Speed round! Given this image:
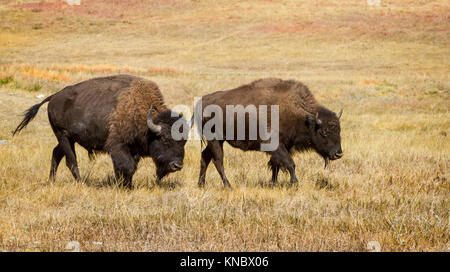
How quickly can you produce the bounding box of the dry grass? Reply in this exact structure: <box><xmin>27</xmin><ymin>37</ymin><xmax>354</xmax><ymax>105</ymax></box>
<box><xmin>0</xmin><ymin>0</ymin><xmax>448</xmax><ymax>251</ymax></box>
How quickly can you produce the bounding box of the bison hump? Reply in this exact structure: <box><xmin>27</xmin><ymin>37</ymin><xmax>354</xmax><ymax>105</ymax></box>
<box><xmin>106</xmin><ymin>79</ymin><xmax>167</xmax><ymax>149</ymax></box>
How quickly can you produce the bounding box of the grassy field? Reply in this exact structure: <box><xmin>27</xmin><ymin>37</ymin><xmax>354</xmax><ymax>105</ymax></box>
<box><xmin>0</xmin><ymin>0</ymin><xmax>448</xmax><ymax>251</ymax></box>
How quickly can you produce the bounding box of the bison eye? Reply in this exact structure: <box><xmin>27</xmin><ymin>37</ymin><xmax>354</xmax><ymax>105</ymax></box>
<box><xmin>319</xmin><ymin>130</ymin><xmax>327</xmax><ymax>137</ymax></box>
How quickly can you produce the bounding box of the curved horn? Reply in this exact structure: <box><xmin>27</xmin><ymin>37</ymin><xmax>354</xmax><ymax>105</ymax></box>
<box><xmin>337</xmin><ymin>109</ymin><xmax>343</xmax><ymax>119</ymax></box>
<box><xmin>315</xmin><ymin>112</ymin><xmax>322</xmax><ymax>125</ymax></box>
<box><xmin>147</xmin><ymin>106</ymin><xmax>162</xmax><ymax>135</ymax></box>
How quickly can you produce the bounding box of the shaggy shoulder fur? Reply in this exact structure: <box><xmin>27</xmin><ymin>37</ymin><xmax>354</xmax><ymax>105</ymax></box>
<box><xmin>250</xmin><ymin>78</ymin><xmax>320</xmax><ymax>116</ymax></box>
<box><xmin>285</xmin><ymin>80</ymin><xmax>319</xmax><ymax>116</ymax></box>
<box><xmin>106</xmin><ymin>78</ymin><xmax>167</xmax><ymax>149</ymax></box>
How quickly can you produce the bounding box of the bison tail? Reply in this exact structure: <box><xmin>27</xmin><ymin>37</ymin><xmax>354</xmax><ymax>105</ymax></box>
<box><xmin>12</xmin><ymin>95</ymin><xmax>54</xmax><ymax>135</ymax></box>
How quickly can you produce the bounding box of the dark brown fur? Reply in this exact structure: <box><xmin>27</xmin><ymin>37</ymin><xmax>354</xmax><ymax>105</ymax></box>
<box><xmin>13</xmin><ymin>75</ymin><xmax>187</xmax><ymax>188</ymax></box>
<box><xmin>197</xmin><ymin>78</ymin><xmax>343</xmax><ymax>188</ymax></box>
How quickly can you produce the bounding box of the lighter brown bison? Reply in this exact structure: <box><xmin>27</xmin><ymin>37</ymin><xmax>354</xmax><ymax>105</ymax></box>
<box><xmin>195</xmin><ymin>78</ymin><xmax>343</xmax><ymax>188</ymax></box>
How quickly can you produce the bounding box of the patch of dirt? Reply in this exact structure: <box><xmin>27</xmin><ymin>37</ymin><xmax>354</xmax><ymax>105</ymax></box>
<box><xmin>252</xmin><ymin>20</ymin><xmax>330</xmax><ymax>35</ymax></box>
<box><xmin>12</xmin><ymin>0</ymin><xmax>181</xmax><ymax>19</ymax></box>
<box><xmin>252</xmin><ymin>6</ymin><xmax>449</xmax><ymax>39</ymax></box>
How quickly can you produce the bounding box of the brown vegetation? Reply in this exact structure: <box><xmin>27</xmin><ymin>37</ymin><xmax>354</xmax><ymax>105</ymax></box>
<box><xmin>0</xmin><ymin>0</ymin><xmax>448</xmax><ymax>251</ymax></box>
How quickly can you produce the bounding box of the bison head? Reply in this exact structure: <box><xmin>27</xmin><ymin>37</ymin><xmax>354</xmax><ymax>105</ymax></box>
<box><xmin>146</xmin><ymin>107</ymin><xmax>189</xmax><ymax>180</ymax></box>
<box><xmin>305</xmin><ymin>109</ymin><xmax>343</xmax><ymax>167</ymax></box>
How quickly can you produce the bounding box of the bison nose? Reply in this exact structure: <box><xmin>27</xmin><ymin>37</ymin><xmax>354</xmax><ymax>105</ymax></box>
<box><xmin>169</xmin><ymin>161</ymin><xmax>183</xmax><ymax>171</ymax></box>
<box><xmin>335</xmin><ymin>152</ymin><xmax>343</xmax><ymax>159</ymax></box>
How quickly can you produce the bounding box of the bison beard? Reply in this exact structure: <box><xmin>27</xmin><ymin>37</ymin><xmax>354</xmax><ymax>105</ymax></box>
<box><xmin>13</xmin><ymin>75</ymin><xmax>188</xmax><ymax>188</ymax></box>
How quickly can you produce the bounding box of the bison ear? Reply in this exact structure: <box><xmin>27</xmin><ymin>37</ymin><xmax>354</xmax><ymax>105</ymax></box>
<box><xmin>147</xmin><ymin>106</ymin><xmax>162</xmax><ymax>135</ymax></box>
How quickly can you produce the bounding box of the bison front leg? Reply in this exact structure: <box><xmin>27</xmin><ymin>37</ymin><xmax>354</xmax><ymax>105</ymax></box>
<box><xmin>110</xmin><ymin>146</ymin><xmax>137</xmax><ymax>189</ymax></box>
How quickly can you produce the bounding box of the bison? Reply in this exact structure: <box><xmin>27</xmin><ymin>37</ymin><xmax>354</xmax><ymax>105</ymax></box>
<box><xmin>13</xmin><ymin>74</ymin><xmax>188</xmax><ymax>188</ymax></box>
<box><xmin>195</xmin><ymin>78</ymin><xmax>343</xmax><ymax>188</ymax></box>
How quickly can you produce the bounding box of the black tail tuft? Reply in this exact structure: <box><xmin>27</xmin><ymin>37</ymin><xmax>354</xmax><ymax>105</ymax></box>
<box><xmin>13</xmin><ymin>95</ymin><xmax>53</xmax><ymax>135</ymax></box>
<box><xmin>13</xmin><ymin>103</ymin><xmax>42</xmax><ymax>135</ymax></box>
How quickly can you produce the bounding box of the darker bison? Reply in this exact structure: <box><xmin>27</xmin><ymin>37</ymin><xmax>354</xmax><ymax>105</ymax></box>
<box><xmin>13</xmin><ymin>75</ymin><xmax>188</xmax><ymax>188</ymax></box>
<box><xmin>195</xmin><ymin>78</ymin><xmax>343</xmax><ymax>188</ymax></box>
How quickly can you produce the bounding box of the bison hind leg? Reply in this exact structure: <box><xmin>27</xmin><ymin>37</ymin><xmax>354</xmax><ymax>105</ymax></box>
<box><xmin>208</xmin><ymin>141</ymin><xmax>232</xmax><ymax>188</ymax></box>
<box><xmin>49</xmin><ymin>144</ymin><xmax>65</xmax><ymax>180</ymax></box>
<box><xmin>198</xmin><ymin>146</ymin><xmax>213</xmax><ymax>187</ymax></box>
<box><xmin>55</xmin><ymin>133</ymin><xmax>81</xmax><ymax>181</ymax></box>
<box><xmin>268</xmin><ymin>146</ymin><xmax>298</xmax><ymax>185</ymax></box>
<box><xmin>267</xmin><ymin>157</ymin><xmax>285</xmax><ymax>185</ymax></box>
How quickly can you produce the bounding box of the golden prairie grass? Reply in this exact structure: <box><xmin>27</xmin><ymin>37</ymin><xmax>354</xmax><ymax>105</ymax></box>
<box><xmin>0</xmin><ymin>0</ymin><xmax>448</xmax><ymax>251</ymax></box>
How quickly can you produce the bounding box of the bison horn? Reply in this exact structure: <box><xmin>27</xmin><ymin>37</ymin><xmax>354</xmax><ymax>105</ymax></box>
<box><xmin>147</xmin><ymin>106</ymin><xmax>162</xmax><ymax>135</ymax></box>
<box><xmin>337</xmin><ymin>109</ymin><xmax>343</xmax><ymax>119</ymax></box>
<box><xmin>315</xmin><ymin>112</ymin><xmax>322</xmax><ymax>125</ymax></box>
